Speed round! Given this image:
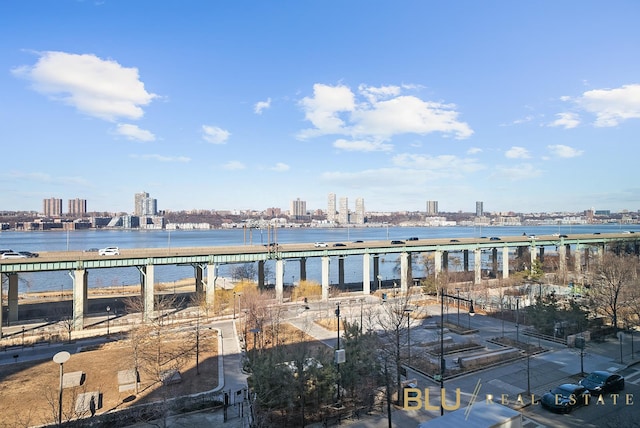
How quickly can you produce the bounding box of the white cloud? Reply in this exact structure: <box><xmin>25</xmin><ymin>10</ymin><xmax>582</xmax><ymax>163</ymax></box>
<box><xmin>270</xmin><ymin>162</ymin><xmax>290</xmax><ymax>172</ymax></box>
<box><xmin>116</xmin><ymin>124</ymin><xmax>156</xmax><ymax>142</ymax></box>
<box><xmin>5</xmin><ymin>170</ymin><xmax>90</xmax><ymax>186</ymax></box>
<box><xmin>547</xmin><ymin>144</ymin><xmax>583</xmax><ymax>158</ymax></box>
<box><xmin>391</xmin><ymin>153</ymin><xmax>484</xmax><ymax>175</ymax></box>
<box><xmin>254</xmin><ymin>98</ymin><xmax>271</xmax><ymax>114</ymax></box>
<box><xmin>467</xmin><ymin>147</ymin><xmax>482</xmax><ymax>155</ymax></box>
<box><xmin>202</xmin><ymin>125</ymin><xmax>230</xmax><ymax>144</ymax></box>
<box><xmin>493</xmin><ymin>163</ymin><xmax>543</xmax><ymax>181</ymax></box>
<box><xmin>298</xmin><ymin>83</ymin><xmax>473</xmax><ymax>141</ymax></box>
<box><xmin>129</xmin><ymin>154</ymin><xmax>190</xmax><ymax>162</ymax></box>
<box><xmin>549</xmin><ymin>112</ymin><xmax>580</xmax><ymax>129</ymax></box>
<box><xmin>505</xmin><ymin>146</ymin><xmax>531</xmax><ymax>159</ymax></box>
<box><xmin>222</xmin><ymin>161</ymin><xmax>245</xmax><ymax>170</ymax></box>
<box><xmin>576</xmin><ymin>84</ymin><xmax>640</xmax><ymax>127</ymax></box>
<box><xmin>12</xmin><ymin>51</ymin><xmax>157</xmax><ymax>121</ymax></box>
<box><xmin>333</xmin><ymin>138</ymin><xmax>393</xmax><ymax>152</ymax></box>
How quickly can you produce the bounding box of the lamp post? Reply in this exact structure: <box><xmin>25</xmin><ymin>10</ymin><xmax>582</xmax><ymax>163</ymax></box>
<box><xmin>377</xmin><ymin>275</ymin><xmax>382</xmax><ymax>292</ymax></box>
<box><xmin>335</xmin><ymin>302</ymin><xmax>341</xmax><ymax>404</ymax></box>
<box><xmin>404</xmin><ymin>308</ymin><xmax>413</xmax><ymax>366</ymax></box>
<box><xmin>106</xmin><ymin>306</ymin><xmax>111</xmax><ymax>337</ymax></box>
<box><xmin>233</xmin><ymin>292</ymin><xmax>237</xmax><ymax>319</ymax></box>
<box><xmin>456</xmin><ymin>288</ymin><xmax>461</xmax><ymax>326</ymax></box>
<box><xmin>440</xmin><ymin>288</ymin><xmax>475</xmax><ymax>416</ymax></box>
<box><xmin>53</xmin><ymin>351</ymin><xmax>70</xmax><ymax>426</ymax></box>
<box><xmin>515</xmin><ymin>298</ymin><xmax>520</xmax><ymax>344</ymax></box>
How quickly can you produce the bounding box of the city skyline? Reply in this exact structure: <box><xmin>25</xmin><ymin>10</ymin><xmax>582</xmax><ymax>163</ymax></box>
<box><xmin>2</xmin><ymin>2</ymin><xmax>640</xmax><ymax>213</ymax></box>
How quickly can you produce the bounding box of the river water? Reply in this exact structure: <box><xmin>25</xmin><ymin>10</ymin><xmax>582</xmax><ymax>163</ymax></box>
<box><xmin>1</xmin><ymin>224</ymin><xmax>635</xmax><ymax>294</ymax></box>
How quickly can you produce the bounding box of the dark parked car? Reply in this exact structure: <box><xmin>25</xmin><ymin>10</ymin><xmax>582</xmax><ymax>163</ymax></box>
<box><xmin>390</xmin><ymin>240</ymin><xmax>405</xmax><ymax>245</ymax></box>
<box><xmin>332</xmin><ymin>243</ymin><xmax>347</xmax><ymax>247</ymax></box>
<box><xmin>540</xmin><ymin>384</ymin><xmax>589</xmax><ymax>413</ymax></box>
<box><xmin>579</xmin><ymin>371</ymin><xmax>624</xmax><ymax>394</ymax></box>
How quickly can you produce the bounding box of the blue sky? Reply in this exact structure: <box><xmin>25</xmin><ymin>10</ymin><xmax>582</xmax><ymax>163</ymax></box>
<box><xmin>2</xmin><ymin>1</ymin><xmax>640</xmax><ymax>215</ymax></box>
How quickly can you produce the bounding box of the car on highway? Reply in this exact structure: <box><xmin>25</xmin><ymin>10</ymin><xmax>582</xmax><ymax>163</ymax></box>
<box><xmin>83</xmin><ymin>248</ymin><xmax>99</xmax><ymax>253</ymax></box>
<box><xmin>18</xmin><ymin>251</ymin><xmax>39</xmax><ymax>258</ymax></box>
<box><xmin>489</xmin><ymin>237</ymin><xmax>501</xmax><ymax>241</ymax></box>
<box><xmin>352</xmin><ymin>240</ymin><xmax>364</xmax><ymax>243</ymax></box>
<box><xmin>450</xmin><ymin>239</ymin><xmax>460</xmax><ymax>242</ymax></box>
<box><xmin>332</xmin><ymin>243</ymin><xmax>347</xmax><ymax>247</ymax></box>
<box><xmin>314</xmin><ymin>242</ymin><xmax>328</xmax><ymax>248</ymax></box>
<box><xmin>390</xmin><ymin>240</ymin><xmax>405</xmax><ymax>245</ymax></box>
<box><xmin>1</xmin><ymin>252</ymin><xmax>27</xmax><ymax>259</ymax></box>
<box><xmin>407</xmin><ymin>237</ymin><xmax>419</xmax><ymax>241</ymax></box>
<box><xmin>540</xmin><ymin>383</ymin><xmax>589</xmax><ymax>413</ymax></box>
<box><xmin>579</xmin><ymin>370</ymin><xmax>624</xmax><ymax>394</ymax></box>
<box><xmin>98</xmin><ymin>247</ymin><xmax>120</xmax><ymax>256</ymax></box>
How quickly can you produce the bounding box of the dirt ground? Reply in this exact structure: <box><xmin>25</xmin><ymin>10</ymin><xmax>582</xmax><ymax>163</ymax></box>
<box><xmin>0</xmin><ymin>333</ymin><xmax>219</xmax><ymax>428</ymax></box>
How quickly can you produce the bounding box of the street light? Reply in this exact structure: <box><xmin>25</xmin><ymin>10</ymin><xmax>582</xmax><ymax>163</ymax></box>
<box><xmin>404</xmin><ymin>308</ymin><xmax>413</xmax><ymax>366</ymax></box>
<box><xmin>106</xmin><ymin>306</ymin><xmax>111</xmax><ymax>337</ymax></box>
<box><xmin>515</xmin><ymin>298</ymin><xmax>520</xmax><ymax>344</ymax></box>
<box><xmin>53</xmin><ymin>351</ymin><xmax>71</xmax><ymax>425</ymax></box>
<box><xmin>440</xmin><ymin>288</ymin><xmax>475</xmax><ymax>416</ymax></box>
<box><xmin>335</xmin><ymin>302</ymin><xmax>342</xmax><ymax>404</ymax></box>
<box><xmin>456</xmin><ymin>288</ymin><xmax>461</xmax><ymax>326</ymax></box>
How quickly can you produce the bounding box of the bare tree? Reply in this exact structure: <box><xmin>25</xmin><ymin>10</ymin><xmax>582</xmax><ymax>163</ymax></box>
<box><xmin>587</xmin><ymin>253</ymin><xmax>639</xmax><ymax>330</ymax></box>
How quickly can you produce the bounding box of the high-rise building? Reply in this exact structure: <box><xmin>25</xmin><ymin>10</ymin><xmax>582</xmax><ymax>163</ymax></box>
<box><xmin>327</xmin><ymin>193</ymin><xmax>337</xmax><ymax>222</ymax></box>
<box><xmin>338</xmin><ymin>197</ymin><xmax>349</xmax><ymax>224</ymax></box>
<box><xmin>426</xmin><ymin>200</ymin><xmax>439</xmax><ymax>215</ymax></box>
<box><xmin>68</xmin><ymin>198</ymin><xmax>87</xmax><ymax>216</ymax></box>
<box><xmin>290</xmin><ymin>198</ymin><xmax>307</xmax><ymax>219</ymax></box>
<box><xmin>43</xmin><ymin>197</ymin><xmax>62</xmax><ymax>217</ymax></box>
<box><xmin>134</xmin><ymin>192</ymin><xmax>157</xmax><ymax>216</ymax></box>
<box><xmin>476</xmin><ymin>201</ymin><xmax>484</xmax><ymax>217</ymax></box>
<box><xmin>354</xmin><ymin>197</ymin><xmax>365</xmax><ymax>224</ymax></box>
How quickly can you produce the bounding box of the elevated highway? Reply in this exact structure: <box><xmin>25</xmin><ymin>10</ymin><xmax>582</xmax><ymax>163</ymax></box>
<box><xmin>2</xmin><ymin>232</ymin><xmax>638</xmax><ymax>333</ymax></box>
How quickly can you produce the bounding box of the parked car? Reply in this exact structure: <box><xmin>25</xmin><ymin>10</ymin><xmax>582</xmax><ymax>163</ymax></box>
<box><xmin>1</xmin><ymin>252</ymin><xmax>27</xmax><ymax>260</ymax></box>
<box><xmin>98</xmin><ymin>247</ymin><xmax>120</xmax><ymax>256</ymax></box>
<box><xmin>18</xmin><ymin>251</ymin><xmax>39</xmax><ymax>258</ymax></box>
<box><xmin>332</xmin><ymin>243</ymin><xmax>347</xmax><ymax>247</ymax></box>
<box><xmin>390</xmin><ymin>240</ymin><xmax>405</xmax><ymax>245</ymax></box>
<box><xmin>314</xmin><ymin>242</ymin><xmax>328</xmax><ymax>248</ymax></box>
<box><xmin>540</xmin><ymin>384</ymin><xmax>589</xmax><ymax>413</ymax></box>
<box><xmin>579</xmin><ymin>371</ymin><xmax>624</xmax><ymax>394</ymax></box>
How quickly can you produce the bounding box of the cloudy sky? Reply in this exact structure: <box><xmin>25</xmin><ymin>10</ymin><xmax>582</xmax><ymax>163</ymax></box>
<box><xmin>2</xmin><ymin>1</ymin><xmax>640</xmax><ymax>214</ymax></box>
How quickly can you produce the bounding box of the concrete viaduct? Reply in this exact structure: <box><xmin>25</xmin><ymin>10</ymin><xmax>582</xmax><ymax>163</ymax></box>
<box><xmin>1</xmin><ymin>232</ymin><xmax>638</xmax><ymax>334</ymax></box>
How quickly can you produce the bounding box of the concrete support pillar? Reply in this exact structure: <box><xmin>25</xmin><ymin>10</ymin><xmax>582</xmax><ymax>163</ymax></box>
<box><xmin>463</xmin><ymin>250</ymin><xmax>469</xmax><ymax>272</ymax></box>
<box><xmin>321</xmin><ymin>256</ymin><xmax>330</xmax><ymax>301</ymax></box>
<box><xmin>73</xmin><ymin>269</ymin><xmax>87</xmax><ymax>331</ymax></box>
<box><xmin>574</xmin><ymin>246</ymin><xmax>582</xmax><ymax>275</ymax></box>
<box><xmin>373</xmin><ymin>255</ymin><xmax>380</xmax><ymax>289</ymax></box>
<box><xmin>434</xmin><ymin>250</ymin><xmax>443</xmax><ymax>277</ymax></box>
<box><xmin>474</xmin><ymin>248</ymin><xmax>482</xmax><ymax>285</ymax></box>
<box><xmin>442</xmin><ymin>251</ymin><xmax>449</xmax><ymax>271</ymax></box>
<box><xmin>400</xmin><ymin>252</ymin><xmax>410</xmax><ymax>293</ymax></box>
<box><xmin>258</xmin><ymin>261</ymin><xmax>265</xmax><ymax>288</ymax></box>
<box><xmin>141</xmin><ymin>264</ymin><xmax>155</xmax><ymax>323</ymax></box>
<box><xmin>0</xmin><ymin>275</ymin><xmax>3</xmax><ymax>337</ymax></box>
<box><xmin>338</xmin><ymin>257</ymin><xmax>345</xmax><ymax>288</ymax></box>
<box><xmin>275</xmin><ymin>259</ymin><xmax>284</xmax><ymax>303</ymax></box>
<box><xmin>362</xmin><ymin>253</ymin><xmax>371</xmax><ymax>295</ymax></box>
<box><xmin>195</xmin><ymin>264</ymin><xmax>204</xmax><ymax>295</ymax></box>
<box><xmin>8</xmin><ymin>273</ymin><xmax>18</xmax><ymax>323</ymax></box>
<box><xmin>299</xmin><ymin>258</ymin><xmax>307</xmax><ymax>282</ymax></box>
<box><xmin>539</xmin><ymin>247</ymin><xmax>545</xmax><ymax>263</ymax></box>
<box><xmin>530</xmin><ymin>245</ymin><xmax>537</xmax><ymax>269</ymax></box>
<box><xmin>502</xmin><ymin>246</ymin><xmax>510</xmax><ymax>279</ymax></box>
<box><xmin>558</xmin><ymin>245</ymin><xmax>567</xmax><ymax>276</ymax></box>
<box><xmin>492</xmin><ymin>248</ymin><xmax>498</xmax><ymax>276</ymax></box>
<box><xmin>206</xmin><ymin>263</ymin><xmax>216</xmax><ymax>308</ymax></box>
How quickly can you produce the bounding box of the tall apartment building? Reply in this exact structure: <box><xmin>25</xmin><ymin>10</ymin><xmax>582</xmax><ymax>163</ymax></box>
<box><xmin>426</xmin><ymin>200</ymin><xmax>439</xmax><ymax>215</ymax></box>
<box><xmin>290</xmin><ymin>198</ymin><xmax>307</xmax><ymax>220</ymax></box>
<box><xmin>134</xmin><ymin>191</ymin><xmax>157</xmax><ymax>216</ymax></box>
<box><xmin>353</xmin><ymin>197</ymin><xmax>365</xmax><ymax>224</ymax></box>
<box><xmin>68</xmin><ymin>198</ymin><xmax>87</xmax><ymax>216</ymax></box>
<box><xmin>476</xmin><ymin>201</ymin><xmax>484</xmax><ymax>217</ymax></box>
<box><xmin>338</xmin><ymin>197</ymin><xmax>349</xmax><ymax>224</ymax></box>
<box><xmin>327</xmin><ymin>193</ymin><xmax>337</xmax><ymax>222</ymax></box>
<box><xmin>43</xmin><ymin>197</ymin><xmax>63</xmax><ymax>217</ymax></box>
